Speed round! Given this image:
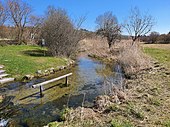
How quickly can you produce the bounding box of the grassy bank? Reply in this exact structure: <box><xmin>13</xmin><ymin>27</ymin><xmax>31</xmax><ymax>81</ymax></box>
<box><xmin>0</xmin><ymin>45</ymin><xmax>68</xmax><ymax>79</ymax></box>
<box><xmin>143</xmin><ymin>44</ymin><xmax>170</xmax><ymax>69</ymax></box>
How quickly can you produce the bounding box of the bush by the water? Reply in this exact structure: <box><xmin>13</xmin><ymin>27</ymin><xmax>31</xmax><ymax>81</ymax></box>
<box><xmin>42</xmin><ymin>7</ymin><xmax>83</xmax><ymax>57</ymax></box>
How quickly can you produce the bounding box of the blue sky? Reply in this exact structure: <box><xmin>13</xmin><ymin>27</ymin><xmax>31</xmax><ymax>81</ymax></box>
<box><xmin>23</xmin><ymin>0</ymin><xmax>170</xmax><ymax>34</ymax></box>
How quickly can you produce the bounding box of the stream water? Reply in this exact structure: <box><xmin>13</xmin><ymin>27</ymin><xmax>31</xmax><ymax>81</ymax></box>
<box><xmin>0</xmin><ymin>57</ymin><xmax>124</xmax><ymax>127</ymax></box>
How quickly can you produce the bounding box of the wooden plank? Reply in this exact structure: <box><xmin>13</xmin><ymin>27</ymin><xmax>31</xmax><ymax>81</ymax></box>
<box><xmin>0</xmin><ymin>74</ymin><xmax>9</xmax><ymax>79</ymax></box>
<box><xmin>32</xmin><ymin>73</ymin><xmax>72</xmax><ymax>88</ymax></box>
<box><xmin>0</xmin><ymin>78</ymin><xmax>15</xmax><ymax>84</ymax></box>
<box><xmin>0</xmin><ymin>70</ymin><xmax>5</xmax><ymax>74</ymax></box>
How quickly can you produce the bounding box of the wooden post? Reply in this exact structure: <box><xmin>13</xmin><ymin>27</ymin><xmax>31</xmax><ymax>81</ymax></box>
<box><xmin>40</xmin><ymin>86</ymin><xmax>43</xmax><ymax>97</ymax></box>
<box><xmin>65</xmin><ymin>76</ymin><xmax>68</xmax><ymax>86</ymax></box>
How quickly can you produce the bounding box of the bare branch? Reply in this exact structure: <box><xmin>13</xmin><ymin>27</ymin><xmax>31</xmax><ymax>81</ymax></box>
<box><xmin>123</xmin><ymin>7</ymin><xmax>154</xmax><ymax>43</ymax></box>
<box><xmin>7</xmin><ymin>0</ymin><xmax>32</xmax><ymax>44</ymax></box>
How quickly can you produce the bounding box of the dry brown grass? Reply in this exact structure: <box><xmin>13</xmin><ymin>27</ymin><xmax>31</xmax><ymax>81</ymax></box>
<box><xmin>116</xmin><ymin>40</ymin><xmax>151</xmax><ymax>77</ymax></box>
<box><xmin>142</xmin><ymin>43</ymin><xmax>170</xmax><ymax>50</ymax></box>
<box><xmin>79</xmin><ymin>36</ymin><xmax>111</xmax><ymax>58</ymax></box>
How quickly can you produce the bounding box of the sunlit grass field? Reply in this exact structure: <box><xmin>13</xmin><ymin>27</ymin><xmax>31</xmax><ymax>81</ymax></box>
<box><xmin>143</xmin><ymin>44</ymin><xmax>170</xmax><ymax>69</ymax></box>
<box><xmin>0</xmin><ymin>45</ymin><xmax>68</xmax><ymax>79</ymax></box>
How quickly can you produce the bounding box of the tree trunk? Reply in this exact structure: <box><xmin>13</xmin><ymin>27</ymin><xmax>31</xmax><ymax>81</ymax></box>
<box><xmin>17</xmin><ymin>27</ymin><xmax>24</xmax><ymax>45</ymax></box>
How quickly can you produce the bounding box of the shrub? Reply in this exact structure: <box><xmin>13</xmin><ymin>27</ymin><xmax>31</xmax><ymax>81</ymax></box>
<box><xmin>42</xmin><ymin>7</ymin><xmax>84</xmax><ymax>57</ymax></box>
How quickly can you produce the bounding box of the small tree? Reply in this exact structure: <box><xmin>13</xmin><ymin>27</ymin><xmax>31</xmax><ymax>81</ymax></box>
<box><xmin>123</xmin><ymin>7</ymin><xmax>154</xmax><ymax>45</ymax></box>
<box><xmin>95</xmin><ymin>11</ymin><xmax>121</xmax><ymax>48</ymax></box>
<box><xmin>42</xmin><ymin>7</ymin><xmax>84</xmax><ymax>57</ymax></box>
<box><xmin>7</xmin><ymin>0</ymin><xmax>31</xmax><ymax>44</ymax></box>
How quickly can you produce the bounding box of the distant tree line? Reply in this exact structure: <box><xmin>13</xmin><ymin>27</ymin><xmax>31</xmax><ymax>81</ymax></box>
<box><xmin>141</xmin><ymin>32</ymin><xmax>170</xmax><ymax>44</ymax></box>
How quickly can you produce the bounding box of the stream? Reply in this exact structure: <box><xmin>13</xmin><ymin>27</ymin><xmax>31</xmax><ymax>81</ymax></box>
<box><xmin>0</xmin><ymin>57</ymin><xmax>124</xmax><ymax>127</ymax></box>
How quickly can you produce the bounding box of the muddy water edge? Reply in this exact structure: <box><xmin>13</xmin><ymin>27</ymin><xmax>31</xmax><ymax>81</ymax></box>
<box><xmin>0</xmin><ymin>57</ymin><xmax>123</xmax><ymax>127</ymax></box>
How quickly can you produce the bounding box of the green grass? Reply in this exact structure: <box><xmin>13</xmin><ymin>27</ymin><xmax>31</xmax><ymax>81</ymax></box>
<box><xmin>164</xmin><ymin>120</ymin><xmax>170</xmax><ymax>127</ymax></box>
<box><xmin>144</xmin><ymin>47</ymin><xmax>170</xmax><ymax>69</ymax></box>
<box><xmin>111</xmin><ymin>119</ymin><xmax>133</xmax><ymax>127</ymax></box>
<box><xmin>47</xmin><ymin>121</ymin><xmax>63</xmax><ymax>127</ymax></box>
<box><xmin>0</xmin><ymin>45</ymin><xmax>68</xmax><ymax>79</ymax></box>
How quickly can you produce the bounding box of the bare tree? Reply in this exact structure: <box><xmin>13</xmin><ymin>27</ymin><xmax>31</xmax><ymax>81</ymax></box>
<box><xmin>123</xmin><ymin>7</ymin><xmax>154</xmax><ymax>44</ymax></box>
<box><xmin>42</xmin><ymin>6</ymin><xmax>84</xmax><ymax>57</ymax></box>
<box><xmin>0</xmin><ymin>1</ymin><xmax>7</xmax><ymax>26</ymax></box>
<box><xmin>95</xmin><ymin>11</ymin><xmax>121</xmax><ymax>48</ymax></box>
<box><xmin>7</xmin><ymin>0</ymin><xmax>31</xmax><ymax>44</ymax></box>
<box><xmin>29</xmin><ymin>15</ymin><xmax>44</xmax><ymax>41</ymax></box>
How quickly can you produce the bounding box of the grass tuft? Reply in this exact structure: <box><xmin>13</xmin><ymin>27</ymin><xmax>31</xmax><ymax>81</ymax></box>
<box><xmin>111</xmin><ymin>119</ymin><xmax>133</xmax><ymax>127</ymax></box>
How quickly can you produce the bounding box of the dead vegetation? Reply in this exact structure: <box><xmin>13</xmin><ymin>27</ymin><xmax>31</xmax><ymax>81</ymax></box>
<box><xmin>63</xmin><ymin>107</ymin><xmax>102</xmax><ymax>127</ymax></box>
<box><xmin>79</xmin><ymin>37</ymin><xmax>111</xmax><ymax>58</ymax></box>
<box><xmin>142</xmin><ymin>43</ymin><xmax>170</xmax><ymax>50</ymax></box>
<box><xmin>116</xmin><ymin>40</ymin><xmax>151</xmax><ymax>78</ymax></box>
